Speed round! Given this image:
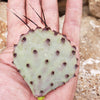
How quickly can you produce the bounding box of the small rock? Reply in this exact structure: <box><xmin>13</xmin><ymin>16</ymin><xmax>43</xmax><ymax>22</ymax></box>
<box><xmin>89</xmin><ymin>0</ymin><xmax>100</xmax><ymax>18</ymax></box>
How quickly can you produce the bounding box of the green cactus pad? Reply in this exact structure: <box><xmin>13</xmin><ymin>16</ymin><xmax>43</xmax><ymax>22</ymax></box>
<box><xmin>13</xmin><ymin>28</ymin><xmax>77</xmax><ymax>97</ymax></box>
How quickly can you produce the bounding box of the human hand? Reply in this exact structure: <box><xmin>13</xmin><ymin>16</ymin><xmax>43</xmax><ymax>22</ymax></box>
<box><xmin>0</xmin><ymin>0</ymin><xmax>82</xmax><ymax>100</ymax></box>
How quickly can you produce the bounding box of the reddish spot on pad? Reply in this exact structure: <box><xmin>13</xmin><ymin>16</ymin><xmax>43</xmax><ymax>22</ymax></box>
<box><xmin>13</xmin><ymin>53</ymin><xmax>17</xmax><ymax>57</ymax></box>
<box><xmin>72</xmin><ymin>45</ymin><xmax>76</xmax><ymax>49</ymax></box>
<box><xmin>45</xmin><ymin>59</ymin><xmax>49</xmax><ymax>64</ymax></box>
<box><xmin>30</xmin><ymin>81</ymin><xmax>33</xmax><ymax>85</ymax></box>
<box><xmin>20</xmin><ymin>34</ymin><xmax>24</xmax><ymax>37</ymax></box>
<box><xmin>26</xmin><ymin>64</ymin><xmax>30</xmax><ymax>68</ymax></box>
<box><xmin>63</xmin><ymin>35</ymin><xmax>66</xmax><ymax>38</ymax></box>
<box><xmin>14</xmin><ymin>44</ymin><xmax>17</xmax><ymax>47</ymax></box>
<box><xmin>68</xmin><ymin>39</ymin><xmax>71</xmax><ymax>43</ymax></box>
<box><xmin>17</xmin><ymin>69</ymin><xmax>20</xmax><ymax>73</ymax></box>
<box><xmin>38</xmin><ymin>75</ymin><xmax>41</xmax><ymax>79</ymax></box>
<box><xmin>63</xmin><ymin>62</ymin><xmax>67</xmax><ymax>66</ymax></box>
<box><xmin>46</xmin><ymin>38</ymin><xmax>50</xmax><ymax>45</ymax></box>
<box><xmin>22</xmin><ymin>37</ymin><xmax>26</xmax><ymax>42</ymax></box>
<box><xmin>61</xmin><ymin>38</ymin><xmax>65</xmax><ymax>43</ymax></box>
<box><xmin>56</xmin><ymin>50</ymin><xmax>60</xmax><ymax>56</ymax></box>
<box><xmin>74</xmin><ymin>74</ymin><xmax>77</xmax><ymax>77</ymax></box>
<box><xmin>54</xmin><ymin>30</ymin><xmax>58</xmax><ymax>36</ymax></box>
<box><xmin>75</xmin><ymin>64</ymin><xmax>78</xmax><ymax>69</ymax></box>
<box><xmin>43</xmin><ymin>27</ymin><xmax>50</xmax><ymax>31</ymax></box>
<box><xmin>40</xmin><ymin>90</ymin><xmax>44</xmax><ymax>94</ymax></box>
<box><xmin>72</xmin><ymin>50</ymin><xmax>76</xmax><ymax>55</ymax></box>
<box><xmin>29</xmin><ymin>29</ymin><xmax>34</xmax><ymax>33</ymax></box>
<box><xmin>50</xmin><ymin>83</ymin><xmax>54</xmax><ymax>86</ymax></box>
<box><xmin>36</xmin><ymin>27</ymin><xmax>41</xmax><ymax>29</ymax></box>
<box><xmin>33</xmin><ymin>50</ymin><xmax>38</xmax><ymax>54</ymax></box>
<box><xmin>65</xmin><ymin>74</ymin><xmax>69</xmax><ymax>78</ymax></box>
<box><xmin>51</xmin><ymin>71</ymin><xmax>55</xmax><ymax>75</ymax></box>
<box><xmin>62</xmin><ymin>82</ymin><xmax>65</xmax><ymax>85</ymax></box>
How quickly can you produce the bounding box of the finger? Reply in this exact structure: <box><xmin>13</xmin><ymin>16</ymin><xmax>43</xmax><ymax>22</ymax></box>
<box><xmin>45</xmin><ymin>77</ymin><xmax>77</xmax><ymax>100</ymax></box>
<box><xmin>0</xmin><ymin>63</ymin><xmax>36</xmax><ymax>100</ymax></box>
<box><xmin>26</xmin><ymin>0</ymin><xmax>43</xmax><ymax>29</ymax></box>
<box><xmin>42</xmin><ymin>0</ymin><xmax>59</xmax><ymax>31</ymax></box>
<box><xmin>63</xmin><ymin>0</ymin><xmax>82</xmax><ymax>46</ymax></box>
<box><xmin>8</xmin><ymin>0</ymin><xmax>26</xmax><ymax>26</ymax></box>
<box><xmin>7</xmin><ymin>0</ymin><xmax>28</xmax><ymax>46</ymax></box>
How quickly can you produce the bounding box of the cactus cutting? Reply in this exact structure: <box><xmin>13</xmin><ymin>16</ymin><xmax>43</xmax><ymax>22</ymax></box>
<box><xmin>10</xmin><ymin>0</ymin><xmax>78</xmax><ymax>98</ymax></box>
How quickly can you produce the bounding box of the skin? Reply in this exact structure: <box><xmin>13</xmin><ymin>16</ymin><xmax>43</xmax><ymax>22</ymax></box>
<box><xmin>0</xmin><ymin>0</ymin><xmax>82</xmax><ymax>100</ymax></box>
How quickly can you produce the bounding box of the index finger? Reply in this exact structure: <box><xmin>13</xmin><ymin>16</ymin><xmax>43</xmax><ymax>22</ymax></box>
<box><xmin>63</xmin><ymin>0</ymin><xmax>82</xmax><ymax>46</ymax></box>
<box><xmin>7</xmin><ymin>0</ymin><xmax>27</xmax><ymax>46</ymax></box>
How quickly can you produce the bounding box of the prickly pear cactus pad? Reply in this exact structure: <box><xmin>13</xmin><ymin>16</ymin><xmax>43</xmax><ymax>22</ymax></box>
<box><xmin>13</xmin><ymin>28</ymin><xmax>77</xmax><ymax>97</ymax></box>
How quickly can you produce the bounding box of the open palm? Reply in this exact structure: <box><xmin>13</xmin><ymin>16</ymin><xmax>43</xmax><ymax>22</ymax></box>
<box><xmin>0</xmin><ymin>0</ymin><xmax>82</xmax><ymax>100</ymax></box>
